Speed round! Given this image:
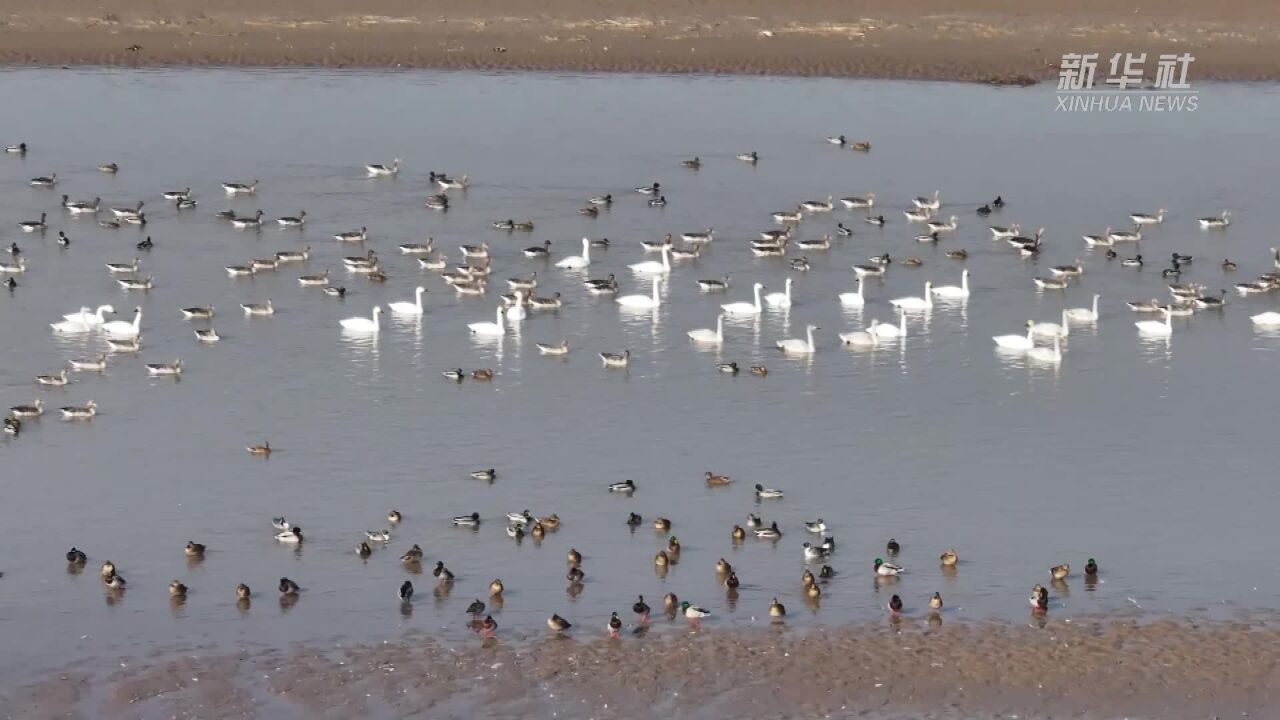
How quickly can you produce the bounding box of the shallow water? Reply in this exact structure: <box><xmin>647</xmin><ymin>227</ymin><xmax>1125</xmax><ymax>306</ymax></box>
<box><xmin>1</xmin><ymin>69</ymin><xmax>1279</xmax><ymax>685</ymax></box>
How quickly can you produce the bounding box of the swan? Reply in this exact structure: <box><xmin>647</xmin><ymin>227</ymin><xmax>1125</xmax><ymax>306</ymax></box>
<box><xmin>339</xmin><ymin>306</ymin><xmax>382</xmax><ymax>332</ymax></box>
<box><xmin>721</xmin><ymin>283</ymin><xmax>764</xmax><ymax>315</ymax></box>
<box><xmin>617</xmin><ymin>277</ymin><xmax>662</xmax><ymax>309</ymax></box>
<box><xmin>839</xmin><ymin>323</ymin><xmax>879</xmax><ymax>347</ymax></box>
<box><xmin>687</xmin><ymin>315</ymin><xmax>724</xmax><ymax>344</ymax></box>
<box><xmin>387</xmin><ymin>286</ymin><xmax>427</xmax><ymax>315</ymax></box>
<box><xmin>63</xmin><ymin>304</ymin><xmax>115</xmax><ymax>327</ymax></box>
<box><xmin>555</xmin><ymin>238</ymin><xmax>591</xmax><ymax>269</ymax></box>
<box><xmin>468</xmin><ymin>306</ymin><xmax>506</xmax><ymax>336</ymax></box>
<box><xmin>51</xmin><ymin>318</ymin><xmax>92</xmax><ymax>333</ymax></box>
<box><xmin>1135</xmin><ymin>308</ymin><xmax>1173</xmax><ymax>336</ymax></box>
<box><xmin>101</xmin><ymin>307</ymin><xmax>142</xmax><ymax>339</ymax></box>
<box><xmin>763</xmin><ymin>277</ymin><xmax>793</xmax><ymax>308</ymax></box>
<box><xmin>838</xmin><ymin>278</ymin><xmax>866</xmax><ymax>307</ymax></box>
<box><xmin>870</xmin><ymin>312</ymin><xmax>907</xmax><ymax>340</ymax></box>
<box><xmin>890</xmin><ymin>282</ymin><xmax>933</xmax><ymax>310</ymax></box>
<box><xmin>1251</xmin><ymin>311</ymin><xmax>1280</xmax><ymax>326</ymax></box>
<box><xmin>629</xmin><ymin>244</ymin><xmax>671</xmax><ymax>275</ymax></box>
<box><xmin>930</xmin><ymin>270</ymin><xmax>970</xmax><ymax>299</ymax></box>
<box><xmin>993</xmin><ymin>321</ymin><xmax>1035</xmax><ymax>350</ymax></box>
<box><xmin>1064</xmin><ymin>294</ymin><xmax>1100</xmax><ymax>322</ymax></box>
<box><xmin>1026</xmin><ymin>335</ymin><xmax>1063</xmax><ymax>363</ymax></box>
<box><xmin>776</xmin><ymin>324</ymin><xmax>818</xmax><ymax>354</ymax></box>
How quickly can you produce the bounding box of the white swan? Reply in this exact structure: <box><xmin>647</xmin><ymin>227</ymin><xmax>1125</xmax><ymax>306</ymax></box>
<box><xmin>993</xmin><ymin>321</ymin><xmax>1035</xmax><ymax>350</ymax></box>
<box><xmin>838</xmin><ymin>323</ymin><xmax>879</xmax><ymax>347</ymax></box>
<box><xmin>890</xmin><ymin>282</ymin><xmax>933</xmax><ymax>310</ymax></box>
<box><xmin>763</xmin><ymin>277</ymin><xmax>793</xmax><ymax>308</ymax></box>
<box><xmin>468</xmin><ymin>306</ymin><xmax>506</xmax><ymax>336</ymax></box>
<box><xmin>629</xmin><ymin>244</ymin><xmax>671</xmax><ymax>275</ymax></box>
<box><xmin>555</xmin><ymin>238</ymin><xmax>591</xmax><ymax>269</ymax></box>
<box><xmin>838</xmin><ymin>278</ymin><xmax>866</xmax><ymax>307</ymax></box>
<box><xmin>63</xmin><ymin>304</ymin><xmax>115</xmax><ymax>327</ymax></box>
<box><xmin>51</xmin><ymin>319</ymin><xmax>91</xmax><ymax>333</ymax></box>
<box><xmin>1251</xmin><ymin>311</ymin><xmax>1280</xmax><ymax>326</ymax></box>
<box><xmin>776</xmin><ymin>324</ymin><xmax>818</xmax><ymax>354</ymax></box>
<box><xmin>1064</xmin><ymin>294</ymin><xmax>1100</xmax><ymax>322</ymax></box>
<box><xmin>387</xmin><ymin>286</ymin><xmax>427</xmax><ymax>315</ymax></box>
<box><xmin>1031</xmin><ymin>310</ymin><xmax>1069</xmax><ymax>339</ymax></box>
<box><xmin>1026</xmin><ymin>335</ymin><xmax>1063</xmax><ymax>363</ymax></box>
<box><xmin>101</xmin><ymin>307</ymin><xmax>142</xmax><ymax>339</ymax></box>
<box><xmin>617</xmin><ymin>277</ymin><xmax>662</xmax><ymax>309</ymax></box>
<box><xmin>871</xmin><ymin>312</ymin><xmax>906</xmax><ymax>339</ymax></box>
<box><xmin>340</xmin><ymin>306</ymin><xmax>382</xmax><ymax>332</ymax></box>
<box><xmin>721</xmin><ymin>283</ymin><xmax>764</xmax><ymax>316</ymax></box>
<box><xmin>930</xmin><ymin>270</ymin><xmax>970</xmax><ymax>299</ymax></box>
<box><xmin>1135</xmin><ymin>308</ymin><xmax>1173</xmax><ymax>336</ymax></box>
<box><xmin>687</xmin><ymin>315</ymin><xmax>724</xmax><ymax>344</ymax></box>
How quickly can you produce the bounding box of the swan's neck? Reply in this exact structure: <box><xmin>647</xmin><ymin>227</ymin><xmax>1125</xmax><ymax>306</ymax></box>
<box><xmin>583</xmin><ymin>241</ymin><xmax>590</xmax><ymax>263</ymax></box>
<box><xmin>899</xmin><ymin>313</ymin><xmax>906</xmax><ymax>334</ymax></box>
<box><xmin>652</xmin><ymin>282</ymin><xmax>660</xmax><ymax>305</ymax></box>
<box><xmin>496</xmin><ymin>307</ymin><xmax>505</xmax><ymax>326</ymax></box>
<box><xmin>806</xmin><ymin>327</ymin><xmax>815</xmax><ymax>347</ymax></box>
<box><xmin>662</xmin><ymin>247</ymin><xmax>670</xmax><ymax>270</ymax></box>
<box><xmin>753</xmin><ymin>285</ymin><xmax>762</xmax><ymax>310</ymax></box>
<box><xmin>716</xmin><ymin>316</ymin><xmax>723</xmax><ymax>339</ymax></box>
<box><xmin>962</xmin><ymin>273</ymin><xmax>968</xmax><ymax>292</ymax></box>
<box><xmin>1092</xmin><ymin>296</ymin><xmax>1099</xmax><ymax>314</ymax></box>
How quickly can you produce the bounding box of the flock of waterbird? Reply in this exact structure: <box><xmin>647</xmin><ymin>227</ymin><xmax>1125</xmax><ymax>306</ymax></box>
<box><xmin>0</xmin><ymin>134</ymin><xmax>1262</xmax><ymax>634</ymax></box>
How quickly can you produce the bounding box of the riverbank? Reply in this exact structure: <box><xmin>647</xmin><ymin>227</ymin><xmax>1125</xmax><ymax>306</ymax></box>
<box><xmin>2</xmin><ymin>0</ymin><xmax>1280</xmax><ymax>82</ymax></box>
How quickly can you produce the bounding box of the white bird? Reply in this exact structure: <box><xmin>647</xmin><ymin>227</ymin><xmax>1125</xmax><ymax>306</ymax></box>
<box><xmin>629</xmin><ymin>244</ymin><xmax>672</xmax><ymax>275</ymax></box>
<box><xmin>763</xmin><ymin>278</ymin><xmax>793</xmax><ymax>308</ymax></box>
<box><xmin>913</xmin><ymin>190</ymin><xmax>941</xmax><ymax>210</ymax></box>
<box><xmin>366</xmin><ymin>158</ymin><xmax>401</xmax><ymax>176</ymax></box>
<box><xmin>340</xmin><ymin>306</ymin><xmax>382</xmax><ymax>332</ymax></box>
<box><xmin>904</xmin><ymin>207</ymin><xmax>933</xmax><ymax>222</ymax></box>
<box><xmin>1251</xmin><ymin>311</ymin><xmax>1280</xmax><ymax>327</ymax></box>
<box><xmin>616</xmin><ymin>277</ymin><xmax>663</xmax><ymax>309</ymax></box>
<box><xmin>776</xmin><ymin>324</ymin><xmax>818</xmax><ymax>354</ymax></box>
<box><xmin>1026</xmin><ymin>335</ymin><xmax>1063</xmax><ymax>363</ymax></box>
<box><xmin>687</xmin><ymin>315</ymin><xmax>725</xmax><ymax>344</ymax></box>
<box><xmin>387</xmin><ymin>287</ymin><xmax>427</xmax><ymax>315</ymax></box>
<box><xmin>1064</xmin><ymin>294</ymin><xmax>1101</xmax><ymax>322</ymax></box>
<box><xmin>1135</xmin><ymin>308</ymin><xmax>1174</xmax><ymax>336</ymax></box>
<box><xmin>838</xmin><ymin>323</ymin><xmax>879</xmax><ymax>347</ymax></box>
<box><xmin>1031</xmin><ymin>310</ymin><xmax>1069</xmax><ymax>339</ymax></box>
<box><xmin>101</xmin><ymin>307</ymin><xmax>143</xmax><ymax>339</ymax></box>
<box><xmin>555</xmin><ymin>238</ymin><xmax>591</xmax><ymax>270</ymax></box>
<box><xmin>870</xmin><ymin>313</ymin><xmax>907</xmax><ymax>340</ymax></box>
<box><xmin>50</xmin><ymin>318</ymin><xmax>91</xmax><ymax>333</ymax></box>
<box><xmin>930</xmin><ymin>270</ymin><xmax>970</xmax><ymax>299</ymax></box>
<box><xmin>1199</xmin><ymin>211</ymin><xmax>1230</xmax><ymax>229</ymax></box>
<box><xmin>721</xmin><ymin>283</ymin><xmax>764</xmax><ymax>316</ymax></box>
<box><xmin>890</xmin><ymin>282</ymin><xmax>933</xmax><ymax>310</ymax></box>
<box><xmin>468</xmin><ymin>306</ymin><xmax>506</xmax><ymax>336</ymax></box>
<box><xmin>838</xmin><ymin>278</ymin><xmax>866</xmax><ymax>307</ymax></box>
<box><xmin>993</xmin><ymin>321</ymin><xmax>1035</xmax><ymax>350</ymax></box>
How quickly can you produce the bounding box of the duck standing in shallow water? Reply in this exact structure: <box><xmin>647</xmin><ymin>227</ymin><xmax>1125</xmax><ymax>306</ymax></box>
<box><xmin>887</xmin><ymin>594</ymin><xmax>903</xmax><ymax>613</ymax></box>
<box><xmin>608</xmin><ymin>612</ymin><xmax>623</xmax><ymax>638</ymax></box>
<box><xmin>633</xmin><ymin>595</ymin><xmax>650</xmax><ymax>623</ymax></box>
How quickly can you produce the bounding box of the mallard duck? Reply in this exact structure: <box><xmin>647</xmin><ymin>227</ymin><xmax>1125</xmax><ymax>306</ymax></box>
<box><xmin>1222</xmin><ymin>259</ymin><xmax>1238</xmax><ymax>271</ymax></box>
<box><xmin>666</xmin><ymin>537</ymin><xmax>681</xmax><ymax>555</ymax></box>
<box><xmin>276</xmin><ymin>527</ymin><xmax>303</xmax><ymax>543</ymax></box>
<box><xmin>1050</xmin><ymin>564</ymin><xmax>1070</xmax><ymax>580</ymax></box>
<box><xmin>750</xmin><ymin>365</ymin><xmax>768</xmax><ymax>377</ymax></box>
<box><xmin>247</xmin><ymin>441</ymin><xmax>271</xmax><ymax>456</ymax></box>
<box><xmin>887</xmin><ymin>594</ymin><xmax>903</xmax><ymax>613</ymax></box>
<box><xmin>279</xmin><ymin>577</ymin><xmax>300</xmax><ymax>595</ymax></box>
<box><xmin>471</xmin><ymin>368</ymin><xmax>494</xmax><ymax>381</ymax></box>
<box><xmin>170</xmin><ymin>580</ymin><xmax>188</xmax><ymax>598</ymax></box>
<box><xmin>387</xmin><ymin>510</ymin><xmax>402</xmax><ymax>524</ymax></box>
<box><xmin>470</xmin><ymin>469</ymin><xmax>496</xmax><ymax>481</ymax></box>
<box><xmin>365</xmin><ymin>530</ymin><xmax>391</xmax><ymax>543</ymax></box>
<box><xmin>901</xmin><ymin>257</ymin><xmax>924</xmax><ymax>267</ymax></box>
<box><xmin>806</xmin><ymin>583</ymin><xmax>822</xmax><ymax>599</ymax></box>
<box><xmin>803</xmin><ymin>542</ymin><xmax>830</xmax><ymax>561</ymax></box>
<box><xmin>66</xmin><ymin>547</ymin><xmax>87</xmax><ymax>565</ymax></box>
<box><xmin>654</xmin><ymin>550</ymin><xmax>669</xmax><ymax>567</ymax></box>
<box><xmin>681</xmin><ymin>601</ymin><xmax>711</xmax><ymax>621</ymax></box>
<box><xmin>100</xmin><ymin>561</ymin><xmax>116</xmax><ymax>579</ymax></box>
<box><xmin>237</xmin><ymin>583</ymin><xmax>251</xmax><ymax>600</ymax></box>
<box><xmin>547</xmin><ymin>614</ymin><xmax>572</xmax><ymax>632</ymax></box>
<box><xmin>466</xmin><ymin>599</ymin><xmax>485</xmax><ymax>615</ymax></box>
<box><xmin>731</xmin><ymin>525</ymin><xmax>746</xmax><ymax>541</ymax></box>
<box><xmin>940</xmin><ymin>549</ymin><xmax>959</xmax><ymax>566</ymax></box>
<box><xmin>819</xmin><ymin>565</ymin><xmax>836</xmax><ymax>579</ymax></box>
<box><xmin>929</xmin><ymin>592</ymin><xmax>944</xmax><ymax>610</ymax></box>
<box><xmin>754</xmin><ymin>483</ymin><xmax>784</xmax><ymax>499</ymax></box>
<box><xmin>705</xmin><ymin>471</ymin><xmax>732</xmax><ymax>486</ymax></box>
<box><xmin>718</xmin><ymin>362</ymin><xmax>740</xmax><ymax>375</ymax></box>
<box><xmin>652</xmin><ymin>518</ymin><xmax>671</xmax><ymax>531</ymax></box>
<box><xmin>399</xmin><ymin>581</ymin><xmax>414</xmax><ymax>601</ymax></box>
<box><xmin>627</xmin><ymin>513</ymin><xmax>643</xmax><ymax>527</ymax></box>
<box><xmin>105</xmin><ymin>573</ymin><xmax>127</xmax><ymax>590</ymax></box>
<box><xmin>804</xmin><ymin>519</ymin><xmax>826</xmax><ymax>534</ymax></box>
<box><xmin>400</xmin><ymin>544</ymin><xmax>424</xmax><ymax>564</ymax></box>
<box><xmin>1030</xmin><ymin>584</ymin><xmax>1048</xmax><ymax>610</ymax></box>
<box><xmin>3</xmin><ymin>417</ymin><xmax>18</xmax><ymax>435</ymax></box>
<box><xmin>874</xmin><ymin>558</ymin><xmax>903</xmax><ymax>576</ymax></box>
<box><xmin>356</xmin><ymin>542</ymin><xmax>372</xmax><ymax>558</ymax></box>
<box><xmin>746</xmin><ymin>513</ymin><xmax>762</xmax><ymax>528</ymax></box>
<box><xmin>271</xmin><ymin>517</ymin><xmax>290</xmax><ymax>531</ymax></box>
<box><xmin>489</xmin><ymin>579</ymin><xmax>504</xmax><ymax>596</ymax></box>
<box><xmin>452</xmin><ymin>512</ymin><xmax>480</xmax><ymax>527</ymax></box>
<box><xmin>609</xmin><ymin>479</ymin><xmax>636</xmax><ymax>493</ymax></box>
<box><xmin>479</xmin><ymin>615</ymin><xmax>498</xmax><ymax>636</ymax></box>
<box><xmin>530</xmin><ymin>522</ymin><xmax>546</xmax><ymax>540</ymax></box>
<box><xmin>433</xmin><ymin>561</ymin><xmax>454</xmax><ymax>583</ymax></box>
<box><xmin>539</xmin><ymin>514</ymin><xmax>561</xmax><ymax>529</ymax></box>
<box><xmin>1085</xmin><ymin>558</ymin><xmax>1099</xmax><ymax>576</ymax></box>
<box><xmin>769</xmin><ymin>598</ymin><xmax>786</xmax><ymax>617</ymax></box>
<box><xmin>724</xmin><ymin>572</ymin><xmax>739</xmax><ymax>590</ymax></box>
<box><xmin>663</xmin><ymin>593</ymin><xmax>680</xmax><ymax>614</ymax></box>
<box><xmin>185</xmin><ymin>541</ymin><xmax>206</xmax><ymax>558</ymax></box>
<box><xmin>566</xmin><ymin>548</ymin><xmax>582</xmax><ymax>566</ymax></box>
<box><xmin>886</xmin><ymin>538</ymin><xmax>901</xmax><ymax>554</ymax></box>
<box><xmin>801</xmin><ymin>570</ymin><xmax>816</xmax><ymax>588</ymax></box>
<box><xmin>567</xmin><ymin>567</ymin><xmax>585</xmax><ymax>583</ymax></box>
<box><xmin>633</xmin><ymin>595</ymin><xmax>651</xmax><ymax>621</ymax></box>
<box><xmin>754</xmin><ymin>522</ymin><xmax>782</xmax><ymax>539</ymax></box>
<box><xmin>946</xmin><ymin>249</ymin><xmax>968</xmax><ymax>260</ymax></box>
<box><xmin>681</xmin><ymin>157</ymin><xmax>701</xmax><ymax>169</ymax></box>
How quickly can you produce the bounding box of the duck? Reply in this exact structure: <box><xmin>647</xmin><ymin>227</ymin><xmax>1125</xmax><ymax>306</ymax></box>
<box><xmin>242</xmin><ymin>299</ymin><xmax>275</xmax><ymax>317</ymax></box>
<box><xmin>398</xmin><ymin>581</ymin><xmax>414</xmax><ymax>602</ymax></box>
<box><xmin>681</xmin><ymin>157</ymin><xmax>701</xmax><ymax>169</ymax></box>
<box><xmin>535</xmin><ymin>340</ymin><xmax>570</xmax><ymax>356</ymax></box>
<box><xmin>488</xmin><ymin>579</ymin><xmax>505</xmax><ymax>597</ymax></box>
<box><xmin>736</xmin><ymin>151</ymin><xmax>758</xmax><ymax>163</ymax></box>
<box><xmin>356</xmin><ymin>542</ymin><xmax>372</xmax><ymax>558</ymax></box>
<box><xmin>849</xmin><ymin>141</ymin><xmax>871</xmax><ymax>151</ymax></box>
<box><xmin>1085</xmin><ymin>558</ymin><xmax>1099</xmax><ymax>576</ymax></box>
<box><xmin>1033</xmin><ymin>276</ymin><xmax>1070</xmax><ymax>290</ymax></box>
<box><xmin>222</xmin><ymin>180</ymin><xmax>258</xmax><ymax>194</ymax></box>
<box><xmin>451</xmin><ymin>512</ymin><xmax>481</xmax><ymax>527</ymax></box>
<box><xmin>654</xmin><ymin>550</ymin><xmax>670</xmax><ymax>568</ymax></box>
<box><xmin>886</xmin><ymin>538</ymin><xmax>901</xmax><ymax>554</ymax></box>
<box><xmin>5</xmin><ymin>277</ymin><xmax>18</xmax><ymax>291</ymax></box>
<box><xmin>276</xmin><ymin>210</ymin><xmax>307</xmax><ymax>228</ymax></box>
<box><xmin>18</xmin><ymin>214</ymin><xmax>47</xmax><ymax>233</ymax></box>
<box><xmin>819</xmin><ymin>565</ymin><xmax>836</xmax><ymax>579</ymax></box>
<box><xmin>887</xmin><ymin>594</ymin><xmax>903</xmax><ymax>613</ymax></box>
<box><xmin>724</xmin><ymin>572</ymin><xmax>740</xmax><ymax>590</ymax></box>
<box><xmin>940</xmin><ymin>549</ymin><xmax>959</xmax><ymax>566</ymax></box>
<box><xmin>470</xmin><ymin>468</ymin><xmax>496</xmax><ymax>481</ymax></box>
<box><xmin>567</xmin><ymin>566</ymin><xmax>585</xmax><ymax>583</ymax></box>
<box><xmin>246</xmin><ymin>441</ymin><xmax>271</xmax><ymax>456</ymax></box>
<box><xmin>401</xmin><ymin>545</ymin><xmax>424</xmax><ymax>563</ymax></box>
<box><xmin>681</xmin><ymin>602</ymin><xmax>711</xmax><ymax>622</ymax></box>
<box><xmin>803</xmin><ymin>542</ymin><xmax>830</xmax><ymax>561</ymax></box>
<box><xmin>731</xmin><ymin>525</ymin><xmax>746</xmax><ymax>540</ymax></box>
<box><xmin>754</xmin><ymin>483</ymin><xmax>784</xmax><ymax>499</ymax></box>
<box><xmin>144</xmin><ymin>359</ymin><xmax>182</xmax><ymax>377</ymax></box>
<box><xmin>600</xmin><ymin>350</ymin><xmax>630</xmax><ymax>368</ymax></box>
<box><xmin>864</xmin><ymin>214</ymin><xmax>886</xmax><ymax>226</ymax></box>
<box><xmin>366</xmin><ymin>529</ymin><xmax>391</xmax><ymax>543</ymax></box>
<box><xmin>279</xmin><ymin>577</ymin><xmax>300</xmax><ymax>595</ymax></box>
<box><xmin>66</xmin><ymin>547</ymin><xmax>88</xmax><ymax>565</ymax></box>
<box><xmin>5</xmin><ymin>142</ymin><xmax>27</xmax><ymax>154</ymax></box>
<box><xmin>276</xmin><ymin>527</ymin><xmax>303</xmax><ymax>543</ymax></box>
<box><xmin>272</xmin><ymin>518</ymin><xmax>290</xmax><ymax>531</ymax></box>
<box><xmin>652</xmin><ymin>517</ymin><xmax>672</xmax><ymax>531</ymax></box>
<box><xmin>928</xmin><ymin>592</ymin><xmax>944</xmax><ymax>611</ymax></box>
<box><xmin>566</xmin><ymin>547</ymin><xmax>583</xmax><ymax>566</ymax></box>
<box><xmin>608</xmin><ymin>478</ymin><xmax>636</xmax><ymax>493</ymax></box>
<box><xmin>57</xmin><ymin>232</ymin><xmax>70</xmax><ymax>248</ymax></box>
<box><xmin>754</xmin><ymin>522</ymin><xmax>782</xmax><ymax>539</ymax></box>
<box><xmin>804</xmin><ymin>519</ymin><xmax>827</xmax><ymax>533</ymax></box>
<box><xmin>1131</xmin><ymin>209</ymin><xmax>1166</xmax><ymax>225</ymax></box>
<box><xmin>29</xmin><ymin>173</ymin><xmax>57</xmax><ymax>187</ymax></box>
<box><xmin>105</xmin><ymin>573</ymin><xmax>127</xmax><ymax>590</ymax></box>
<box><xmin>647</xmin><ymin>195</ymin><xmax>667</xmax><ymax>207</ymax></box>
<box><xmin>1050</xmin><ymin>564</ymin><xmax>1071</xmax><ymax>580</ymax></box>
<box><xmin>1030</xmin><ymin>584</ymin><xmax>1048</xmax><ymax>611</ymax></box>
<box><xmin>628</xmin><ymin>513</ymin><xmax>644</xmax><ymax>528</ymax></box>
<box><xmin>634</xmin><ymin>182</ymin><xmax>661</xmax><ymax>195</ymax></box>
<box><xmin>135</xmin><ymin>237</ymin><xmax>154</xmax><ymax>251</ymax></box>
<box><xmin>875</xmin><ymin>558</ymin><xmax>903</xmax><ymax>576</ymax></box>
<box><xmin>59</xmin><ymin>401</ymin><xmax>97</xmax><ymax>420</ymax></box>
<box><xmin>10</xmin><ymin>399</ymin><xmax>43</xmax><ymax>417</ymax></box>
<box><xmin>366</xmin><ymin>158</ymin><xmax>401</xmax><ymax>176</ymax></box>
<box><xmin>237</xmin><ymin>584</ymin><xmax>252</xmax><ymax>600</ymax></box>
<box><xmin>231</xmin><ymin>210</ymin><xmax>265</xmax><ymax>229</ymax></box>
<box><xmin>433</xmin><ymin>562</ymin><xmax>454</xmax><ymax>583</ymax></box>
<box><xmin>100</xmin><ymin>561</ymin><xmax>117</xmax><ymax>579</ymax></box>
<box><xmin>806</xmin><ymin>583</ymin><xmax>822</xmax><ymax>599</ymax></box>
<box><xmin>547</xmin><ymin>614</ymin><xmax>573</xmax><ymax>632</ymax></box>
<box><xmin>323</xmin><ymin>286</ymin><xmax>347</xmax><ymax>298</ymax></box>
<box><xmin>768</xmin><ymin>598</ymin><xmax>787</xmax><ymax>618</ymax></box>
<box><xmin>750</xmin><ymin>365</ymin><xmax>768</xmax><ymax>376</ymax></box>
<box><xmin>747</xmin><ymin>514</ymin><xmax>762</xmax><ymax>528</ymax></box>
<box><xmin>184</xmin><ymin>541</ymin><xmax>207</xmax><ymax>558</ymax></box>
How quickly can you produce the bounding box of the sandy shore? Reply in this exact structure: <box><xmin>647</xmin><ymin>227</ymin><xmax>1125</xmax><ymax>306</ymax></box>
<box><xmin>3</xmin><ymin>616</ymin><xmax>1278</xmax><ymax>718</ymax></box>
<box><xmin>2</xmin><ymin>1</ymin><xmax>1280</xmax><ymax>81</ymax></box>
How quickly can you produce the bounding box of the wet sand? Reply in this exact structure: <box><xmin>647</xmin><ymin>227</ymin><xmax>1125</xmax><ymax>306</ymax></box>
<box><xmin>2</xmin><ymin>0</ymin><xmax>1280</xmax><ymax>81</ymax></box>
<box><xmin>4</xmin><ymin>616</ymin><xmax>1278</xmax><ymax>719</ymax></box>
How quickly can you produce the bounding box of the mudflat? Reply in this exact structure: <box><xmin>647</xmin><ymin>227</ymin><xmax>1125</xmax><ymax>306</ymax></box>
<box><xmin>2</xmin><ymin>0</ymin><xmax>1279</xmax><ymax>81</ymax></box>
